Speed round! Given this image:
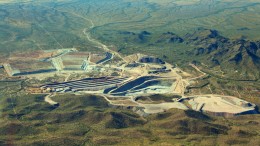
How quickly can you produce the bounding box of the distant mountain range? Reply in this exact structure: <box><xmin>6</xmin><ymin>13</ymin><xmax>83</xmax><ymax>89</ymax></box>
<box><xmin>100</xmin><ymin>28</ymin><xmax>260</xmax><ymax>80</ymax></box>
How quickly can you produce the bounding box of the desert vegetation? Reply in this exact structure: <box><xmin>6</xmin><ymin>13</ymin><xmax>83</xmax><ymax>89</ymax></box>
<box><xmin>1</xmin><ymin>0</ymin><xmax>260</xmax><ymax>145</ymax></box>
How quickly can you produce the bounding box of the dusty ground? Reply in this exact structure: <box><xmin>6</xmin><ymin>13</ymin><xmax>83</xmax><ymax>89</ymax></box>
<box><xmin>188</xmin><ymin>95</ymin><xmax>256</xmax><ymax>114</ymax></box>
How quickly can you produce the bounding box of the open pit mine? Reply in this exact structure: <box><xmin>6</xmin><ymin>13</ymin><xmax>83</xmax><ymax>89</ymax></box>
<box><xmin>1</xmin><ymin>49</ymin><xmax>258</xmax><ymax>117</ymax></box>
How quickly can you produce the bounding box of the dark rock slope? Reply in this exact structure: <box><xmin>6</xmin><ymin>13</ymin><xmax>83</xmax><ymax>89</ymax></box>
<box><xmin>185</xmin><ymin>28</ymin><xmax>260</xmax><ymax>79</ymax></box>
<box><xmin>99</xmin><ymin>29</ymin><xmax>259</xmax><ymax>79</ymax></box>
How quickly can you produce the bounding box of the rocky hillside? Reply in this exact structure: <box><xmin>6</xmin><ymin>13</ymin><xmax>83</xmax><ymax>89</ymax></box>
<box><xmin>185</xmin><ymin>29</ymin><xmax>260</xmax><ymax>80</ymax></box>
<box><xmin>98</xmin><ymin>28</ymin><xmax>260</xmax><ymax>80</ymax></box>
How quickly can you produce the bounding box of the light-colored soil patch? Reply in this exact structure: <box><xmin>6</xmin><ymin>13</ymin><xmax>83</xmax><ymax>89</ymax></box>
<box><xmin>188</xmin><ymin>95</ymin><xmax>256</xmax><ymax>114</ymax></box>
<box><xmin>110</xmin><ymin>100</ymin><xmax>139</xmax><ymax>106</ymax></box>
<box><xmin>142</xmin><ymin>102</ymin><xmax>188</xmax><ymax>114</ymax></box>
<box><xmin>44</xmin><ymin>94</ymin><xmax>58</xmax><ymax>106</ymax></box>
